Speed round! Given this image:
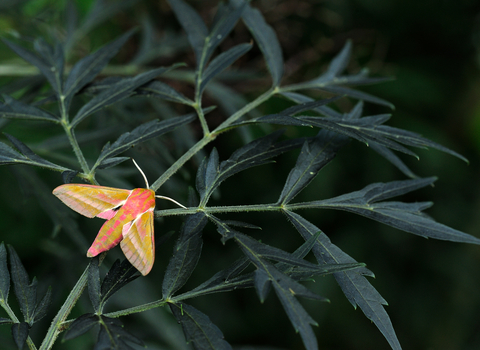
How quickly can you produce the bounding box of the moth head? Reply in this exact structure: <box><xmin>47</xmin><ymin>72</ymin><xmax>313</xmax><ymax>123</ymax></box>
<box><xmin>132</xmin><ymin>158</ymin><xmax>187</xmax><ymax>209</ymax></box>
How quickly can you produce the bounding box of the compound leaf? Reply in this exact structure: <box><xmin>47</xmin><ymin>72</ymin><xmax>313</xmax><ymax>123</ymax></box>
<box><xmin>0</xmin><ymin>94</ymin><xmax>59</xmax><ymax>122</ymax></box>
<box><xmin>285</xmin><ymin>211</ymin><xmax>401</xmax><ymax>350</ymax></box>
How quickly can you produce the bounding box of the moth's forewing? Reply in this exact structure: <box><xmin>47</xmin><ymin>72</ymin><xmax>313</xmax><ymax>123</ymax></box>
<box><xmin>52</xmin><ymin>184</ymin><xmax>130</xmax><ymax>218</ymax></box>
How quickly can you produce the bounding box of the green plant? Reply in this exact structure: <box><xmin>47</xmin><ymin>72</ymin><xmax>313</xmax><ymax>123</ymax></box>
<box><xmin>0</xmin><ymin>0</ymin><xmax>478</xmax><ymax>349</ymax></box>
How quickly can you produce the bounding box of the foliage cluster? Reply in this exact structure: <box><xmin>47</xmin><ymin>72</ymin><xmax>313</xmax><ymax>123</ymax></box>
<box><xmin>0</xmin><ymin>1</ymin><xmax>478</xmax><ymax>350</ymax></box>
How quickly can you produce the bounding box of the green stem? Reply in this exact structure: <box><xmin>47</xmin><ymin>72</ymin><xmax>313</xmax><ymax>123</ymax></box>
<box><xmin>155</xmin><ymin>203</ymin><xmax>283</xmax><ymax>218</ymax></box>
<box><xmin>39</xmin><ymin>265</ymin><xmax>89</xmax><ymax>350</ymax></box>
<box><xmin>0</xmin><ymin>301</ymin><xmax>37</xmax><ymax>350</ymax></box>
<box><xmin>150</xmin><ymin>135</ymin><xmax>213</xmax><ymax>192</ymax></box>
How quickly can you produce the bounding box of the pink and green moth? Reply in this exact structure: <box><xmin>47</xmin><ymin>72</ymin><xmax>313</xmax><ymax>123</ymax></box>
<box><xmin>52</xmin><ymin>159</ymin><xmax>186</xmax><ymax>276</ymax></box>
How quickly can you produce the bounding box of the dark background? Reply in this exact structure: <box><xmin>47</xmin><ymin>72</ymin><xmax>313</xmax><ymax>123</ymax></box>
<box><xmin>1</xmin><ymin>0</ymin><xmax>480</xmax><ymax>349</ymax></box>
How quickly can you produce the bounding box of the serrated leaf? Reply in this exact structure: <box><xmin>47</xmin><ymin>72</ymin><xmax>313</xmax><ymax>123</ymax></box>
<box><xmin>189</xmin><ymin>256</ymin><xmax>251</xmax><ymax>295</ymax></box>
<box><xmin>1</xmin><ymin>134</ymin><xmax>68</xmax><ymax>171</ymax></box>
<box><xmin>0</xmin><ymin>318</ymin><xmax>13</xmax><ymax>325</ymax></box>
<box><xmin>64</xmin><ymin>30</ymin><xmax>135</xmax><ymax>110</ymax></box>
<box><xmin>284</xmin><ymin>211</ymin><xmax>401</xmax><ymax>350</ymax></box>
<box><xmin>369</xmin><ymin>142</ymin><xmax>418</xmax><ymax>178</ymax></box>
<box><xmin>318</xmin><ymin>85</ymin><xmax>394</xmax><ymax>108</ymax></box>
<box><xmin>7</xmin><ymin>245</ymin><xmax>36</xmax><ymax>324</ymax></box>
<box><xmin>0</xmin><ymin>94</ymin><xmax>59</xmax><ymax>122</ymax></box>
<box><xmin>71</xmin><ymin>66</ymin><xmax>173</xmax><ymax>128</ymax></box>
<box><xmin>94</xmin><ymin>316</ymin><xmax>144</xmax><ymax>350</ymax></box>
<box><xmin>32</xmin><ymin>286</ymin><xmax>51</xmax><ymax>323</ymax></box>
<box><xmin>233</xmin><ymin>232</ymin><xmax>330</xmax><ymax>272</ymax></box>
<box><xmin>11</xmin><ymin>322</ymin><xmax>29</xmax><ymax>350</ymax></box>
<box><xmin>167</xmin><ymin>0</ymin><xmax>208</xmax><ymax>67</ymax></box>
<box><xmin>61</xmin><ymin>170</ymin><xmax>79</xmax><ymax>184</ymax></box>
<box><xmin>162</xmin><ymin>213</ymin><xmax>207</xmax><ymax>298</ymax></box>
<box><xmin>253</xmin><ymin>268</ymin><xmax>271</xmax><ymax>302</ymax></box>
<box><xmin>293</xmin><ymin>177</ymin><xmax>480</xmax><ymax>244</ymax></box>
<box><xmin>320</xmin><ymin>40</ymin><xmax>352</xmax><ymax>81</ymax></box>
<box><xmin>2</xmin><ymin>39</ymin><xmax>62</xmax><ymax>94</ymax></box>
<box><xmin>95</xmin><ymin>114</ymin><xmax>196</xmax><ymax>170</ymax></box>
<box><xmin>280</xmin><ymin>92</ymin><xmax>343</xmax><ymax>118</ymax></box>
<box><xmin>140</xmin><ymin>80</ymin><xmax>193</xmax><ymax>105</ymax></box>
<box><xmin>88</xmin><ymin>256</ymin><xmax>101</xmax><ymax>312</ymax></box>
<box><xmin>63</xmin><ymin>313</ymin><xmax>99</xmax><ymax>341</ymax></box>
<box><xmin>0</xmin><ymin>242</ymin><xmax>10</xmax><ymax>305</ymax></box>
<box><xmin>33</xmin><ymin>38</ymin><xmax>64</xmax><ymax>93</ymax></box>
<box><xmin>100</xmin><ymin>259</ymin><xmax>140</xmax><ymax>307</ymax></box>
<box><xmin>240</xmin><ymin>3</ymin><xmax>283</xmax><ymax>86</ymax></box>
<box><xmin>169</xmin><ymin>302</ymin><xmax>233</xmax><ymax>350</ymax></box>
<box><xmin>200</xmin><ymin>43</ymin><xmax>252</xmax><ymax>94</ymax></box>
<box><xmin>203</xmin><ymin>2</ymin><xmax>245</xmax><ymax>66</ymax></box>
<box><xmin>278</xmin><ymin>130</ymin><xmax>346</xmax><ymax>205</ymax></box>
<box><xmin>272</xmin><ymin>283</ymin><xmax>318</xmax><ymax>350</ymax></box>
<box><xmin>97</xmin><ymin>157</ymin><xmax>130</xmax><ymax>170</ymax></box>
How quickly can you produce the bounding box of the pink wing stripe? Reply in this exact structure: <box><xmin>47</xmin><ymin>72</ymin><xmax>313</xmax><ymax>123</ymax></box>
<box><xmin>97</xmin><ymin>209</ymin><xmax>119</xmax><ymax>220</ymax></box>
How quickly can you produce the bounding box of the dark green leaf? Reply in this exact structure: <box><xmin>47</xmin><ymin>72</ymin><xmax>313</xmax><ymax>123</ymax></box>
<box><xmin>95</xmin><ymin>316</ymin><xmax>144</xmax><ymax>350</ymax></box>
<box><xmin>277</xmin><ymin>96</ymin><xmax>342</xmax><ymax>117</ymax></box>
<box><xmin>11</xmin><ymin>322</ymin><xmax>29</xmax><ymax>350</ymax></box>
<box><xmin>88</xmin><ymin>256</ymin><xmax>101</xmax><ymax>312</ymax></box>
<box><xmin>204</xmin><ymin>2</ymin><xmax>245</xmax><ymax>65</ymax></box>
<box><xmin>2</xmin><ymin>39</ymin><xmax>61</xmax><ymax>94</ymax></box>
<box><xmin>278</xmin><ymin>130</ymin><xmax>345</xmax><ymax>205</ymax></box>
<box><xmin>61</xmin><ymin>170</ymin><xmax>79</xmax><ymax>184</ymax></box>
<box><xmin>239</xmin><ymin>3</ymin><xmax>283</xmax><ymax>87</ymax></box>
<box><xmin>63</xmin><ymin>313</ymin><xmax>99</xmax><ymax>341</ymax></box>
<box><xmin>200</xmin><ymin>43</ymin><xmax>252</xmax><ymax>94</ymax></box>
<box><xmin>7</xmin><ymin>245</ymin><xmax>36</xmax><ymax>324</ymax></box>
<box><xmin>290</xmin><ymin>177</ymin><xmax>480</xmax><ymax>243</ymax></box>
<box><xmin>320</xmin><ymin>40</ymin><xmax>351</xmax><ymax>81</ymax></box>
<box><xmin>169</xmin><ymin>302</ymin><xmax>233</xmax><ymax>350</ymax></box>
<box><xmin>1</xmin><ymin>134</ymin><xmax>68</xmax><ymax>171</ymax></box>
<box><xmin>254</xmin><ymin>268</ymin><xmax>271</xmax><ymax>302</ymax></box>
<box><xmin>0</xmin><ymin>318</ymin><xmax>13</xmax><ymax>325</ymax></box>
<box><xmin>369</xmin><ymin>142</ymin><xmax>417</xmax><ymax>178</ymax></box>
<box><xmin>64</xmin><ymin>30</ymin><xmax>135</xmax><ymax>109</ymax></box>
<box><xmin>272</xmin><ymin>282</ymin><xmax>318</xmax><ymax>350</ymax></box>
<box><xmin>0</xmin><ymin>94</ymin><xmax>59</xmax><ymax>122</ymax></box>
<box><xmin>167</xmin><ymin>0</ymin><xmax>208</xmax><ymax>66</ymax></box>
<box><xmin>33</xmin><ymin>38</ymin><xmax>64</xmax><ymax>93</ymax></box>
<box><xmin>95</xmin><ymin>114</ymin><xmax>196</xmax><ymax>170</ymax></box>
<box><xmin>97</xmin><ymin>157</ymin><xmax>130</xmax><ymax>170</ymax></box>
<box><xmin>0</xmin><ymin>242</ymin><xmax>10</xmax><ymax>304</ymax></box>
<box><xmin>100</xmin><ymin>259</ymin><xmax>140</xmax><ymax>306</ymax></box>
<box><xmin>281</xmin><ymin>91</ymin><xmax>343</xmax><ymax>118</ymax></box>
<box><xmin>140</xmin><ymin>80</ymin><xmax>193</xmax><ymax>105</ymax></box>
<box><xmin>234</xmin><ymin>232</ymin><xmax>333</xmax><ymax>271</ymax></box>
<box><xmin>285</xmin><ymin>211</ymin><xmax>401</xmax><ymax>350</ymax></box>
<box><xmin>32</xmin><ymin>286</ymin><xmax>51</xmax><ymax>323</ymax></box>
<box><xmin>197</xmin><ymin>148</ymin><xmax>219</xmax><ymax>203</ymax></box>
<box><xmin>234</xmin><ymin>232</ymin><xmax>323</xmax><ymax>350</ymax></box>
<box><xmin>71</xmin><ymin>67</ymin><xmax>173</xmax><ymax>127</ymax></box>
<box><xmin>317</xmin><ymin>85</ymin><xmax>393</xmax><ymax>108</ymax></box>
<box><xmin>189</xmin><ymin>256</ymin><xmax>251</xmax><ymax>295</ymax></box>
<box><xmin>162</xmin><ymin>213</ymin><xmax>207</xmax><ymax>298</ymax></box>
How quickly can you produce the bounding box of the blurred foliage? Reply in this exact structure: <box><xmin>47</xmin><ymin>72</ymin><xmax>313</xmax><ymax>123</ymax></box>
<box><xmin>1</xmin><ymin>0</ymin><xmax>480</xmax><ymax>349</ymax></box>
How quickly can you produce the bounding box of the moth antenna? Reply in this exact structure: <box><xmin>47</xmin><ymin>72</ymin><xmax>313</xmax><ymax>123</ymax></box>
<box><xmin>155</xmin><ymin>195</ymin><xmax>188</xmax><ymax>209</ymax></box>
<box><xmin>132</xmin><ymin>159</ymin><xmax>150</xmax><ymax>188</ymax></box>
